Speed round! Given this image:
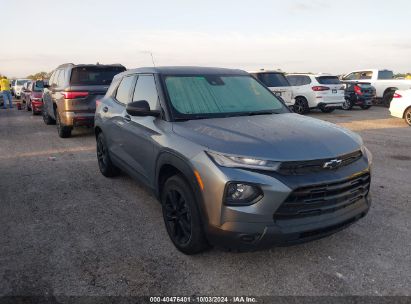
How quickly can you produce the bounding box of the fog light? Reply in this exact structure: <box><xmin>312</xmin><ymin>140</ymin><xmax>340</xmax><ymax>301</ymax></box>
<box><xmin>224</xmin><ymin>183</ymin><xmax>263</xmax><ymax>206</ymax></box>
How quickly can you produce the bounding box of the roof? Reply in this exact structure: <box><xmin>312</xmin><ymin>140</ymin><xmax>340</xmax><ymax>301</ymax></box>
<box><xmin>248</xmin><ymin>69</ymin><xmax>284</xmax><ymax>74</ymax></box>
<box><xmin>56</xmin><ymin>63</ymin><xmax>125</xmax><ymax>69</ymax></box>
<box><xmin>122</xmin><ymin>66</ymin><xmax>248</xmax><ymax>76</ymax></box>
<box><xmin>286</xmin><ymin>73</ymin><xmax>338</xmax><ymax>77</ymax></box>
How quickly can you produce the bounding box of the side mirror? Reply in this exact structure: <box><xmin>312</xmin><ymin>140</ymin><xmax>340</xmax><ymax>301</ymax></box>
<box><xmin>126</xmin><ymin>100</ymin><xmax>160</xmax><ymax>117</ymax></box>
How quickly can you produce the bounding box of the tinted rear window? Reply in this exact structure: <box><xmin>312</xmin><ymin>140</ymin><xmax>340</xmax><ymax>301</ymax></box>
<box><xmin>316</xmin><ymin>76</ymin><xmax>341</xmax><ymax>85</ymax></box>
<box><xmin>256</xmin><ymin>73</ymin><xmax>290</xmax><ymax>87</ymax></box>
<box><xmin>377</xmin><ymin>70</ymin><xmax>394</xmax><ymax>80</ymax></box>
<box><xmin>33</xmin><ymin>80</ymin><xmax>44</xmax><ymax>92</ymax></box>
<box><xmin>17</xmin><ymin>80</ymin><xmax>30</xmax><ymax>85</ymax></box>
<box><xmin>70</xmin><ymin>66</ymin><xmax>125</xmax><ymax>86</ymax></box>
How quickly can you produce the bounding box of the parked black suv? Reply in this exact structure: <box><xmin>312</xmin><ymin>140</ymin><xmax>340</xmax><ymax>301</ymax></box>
<box><xmin>342</xmin><ymin>82</ymin><xmax>376</xmax><ymax>110</ymax></box>
<box><xmin>42</xmin><ymin>63</ymin><xmax>126</xmax><ymax>138</ymax></box>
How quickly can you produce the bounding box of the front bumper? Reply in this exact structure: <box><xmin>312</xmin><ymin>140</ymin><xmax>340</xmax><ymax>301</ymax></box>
<box><xmin>191</xmin><ymin>151</ymin><xmax>371</xmax><ymax>250</ymax></box>
<box><xmin>318</xmin><ymin>102</ymin><xmax>344</xmax><ymax>108</ymax></box>
<box><xmin>207</xmin><ymin>195</ymin><xmax>370</xmax><ymax>250</ymax></box>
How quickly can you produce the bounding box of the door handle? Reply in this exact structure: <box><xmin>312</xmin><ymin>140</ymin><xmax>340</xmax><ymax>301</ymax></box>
<box><xmin>102</xmin><ymin>106</ymin><xmax>108</xmax><ymax>113</ymax></box>
<box><xmin>123</xmin><ymin>115</ymin><xmax>131</xmax><ymax>122</ymax></box>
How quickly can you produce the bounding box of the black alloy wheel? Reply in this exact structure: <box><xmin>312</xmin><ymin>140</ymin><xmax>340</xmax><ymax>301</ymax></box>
<box><xmin>293</xmin><ymin>97</ymin><xmax>309</xmax><ymax>114</ymax></box>
<box><xmin>161</xmin><ymin>175</ymin><xmax>209</xmax><ymax>254</ymax></box>
<box><xmin>342</xmin><ymin>99</ymin><xmax>353</xmax><ymax>110</ymax></box>
<box><xmin>96</xmin><ymin>133</ymin><xmax>120</xmax><ymax>177</ymax></box>
<box><xmin>164</xmin><ymin>188</ymin><xmax>192</xmax><ymax>246</ymax></box>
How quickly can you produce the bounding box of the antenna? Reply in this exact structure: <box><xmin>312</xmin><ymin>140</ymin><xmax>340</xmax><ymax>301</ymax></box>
<box><xmin>139</xmin><ymin>50</ymin><xmax>156</xmax><ymax>67</ymax></box>
<box><xmin>149</xmin><ymin>52</ymin><xmax>156</xmax><ymax>68</ymax></box>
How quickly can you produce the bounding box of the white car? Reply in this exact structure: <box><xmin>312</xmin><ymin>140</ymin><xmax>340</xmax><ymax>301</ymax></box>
<box><xmin>286</xmin><ymin>73</ymin><xmax>345</xmax><ymax>114</ymax></box>
<box><xmin>249</xmin><ymin>70</ymin><xmax>295</xmax><ymax>107</ymax></box>
<box><xmin>389</xmin><ymin>89</ymin><xmax>411</xmax><ymax>126</ymax></box>
<box><xmin>12</xmin><ymin>79</ymin><xmax>31</xmax><ymax>99</ymax></box>
<box><xmin>341</xmin><ymin>69</ymin><xmax>411</xmax><ymax>107</ymax></box>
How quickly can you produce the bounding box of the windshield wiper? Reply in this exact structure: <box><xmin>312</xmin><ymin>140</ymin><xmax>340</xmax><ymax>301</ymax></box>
<box><xmin>246</xmin><ymin>110</ymin><xmax>280</xmax><ymax>116</ymax></box>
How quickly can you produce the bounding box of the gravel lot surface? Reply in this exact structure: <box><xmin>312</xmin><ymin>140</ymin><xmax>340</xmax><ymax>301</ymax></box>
<box><xmin>0</xmin><ymin>103</ymin><xmax>410</xmax><ymax>296</ymax></box>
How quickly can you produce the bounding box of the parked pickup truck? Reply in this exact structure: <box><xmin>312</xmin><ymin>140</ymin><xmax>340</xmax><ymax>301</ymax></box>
<box><xmin>341</xmin><ymin>69</ymin><xmax>411</xmax><ymax>107</ymax></box>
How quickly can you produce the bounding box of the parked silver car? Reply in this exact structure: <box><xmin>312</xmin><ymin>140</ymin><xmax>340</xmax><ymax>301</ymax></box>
<box><xmin>95</xmin><ymin>67</ymin><xmax>373</xmax><ymax>254</ymax></box>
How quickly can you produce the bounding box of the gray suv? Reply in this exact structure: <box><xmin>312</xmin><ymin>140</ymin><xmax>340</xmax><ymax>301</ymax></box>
<box><xmin>42</xmin><ymin>63</ymin><xmax>126</xmax><ymax>138</ymax></box>
<box><xmin>95</xmin><ymin>67</ymin><xmax>372</xmax><ymax>254</ymax></box>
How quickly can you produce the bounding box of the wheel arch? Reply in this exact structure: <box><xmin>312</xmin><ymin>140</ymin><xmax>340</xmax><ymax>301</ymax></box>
<box><xmin>384</xmin><ymin>87</ymin><xmax>398</xmax><ymax>95</ymax></box>
<box><xmin>403</xmin><ymin>106</ymin><xmax>411</xmax><ymax>119</ymax></box>
<box><xmin>155</xmin><ymin>151</ymin><xmax>209</xmax><ymax>227</ymax></box>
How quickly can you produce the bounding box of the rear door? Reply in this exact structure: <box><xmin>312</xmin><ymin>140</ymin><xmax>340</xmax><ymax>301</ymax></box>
<box><xmin>67</xmin><ymin>66</ymin><xmax>126</xmax><ymax>113</ymax></box>
<box><xmin>105</xmin><ymin>74</ymin><xmax>137</xmax><ymax>165</ymax></box>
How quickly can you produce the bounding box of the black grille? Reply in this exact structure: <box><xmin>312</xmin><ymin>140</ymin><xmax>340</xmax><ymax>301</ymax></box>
<box><xmin>278</xmin><ymin>150</ymin><xmax>362</xmax><ymax>175</ymax></box>
<box><xmin>273</xmin><ymin>173</ymin><xmax>370</xmax><ymax>220</ymax></box>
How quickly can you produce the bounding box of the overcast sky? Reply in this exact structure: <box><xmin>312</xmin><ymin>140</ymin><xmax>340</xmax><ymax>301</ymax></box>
<box><xmin>1</xmin><ymin>0</ymin><xmax>411</xmax><ymax>77</ymax></box>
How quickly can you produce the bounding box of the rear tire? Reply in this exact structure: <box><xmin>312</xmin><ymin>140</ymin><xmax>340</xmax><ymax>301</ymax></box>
<box><xmin>360</xmin><ymin>105</ymin><xmax>371</xmax><ymax>110</ymax></box>
<box><xmin>96</xmin><ymin>132</ymin><xmax>120</xmax><ymax>177</ymax></box>
<box><xmin>56</xmin><ymin>111</ymin><xmax>72</xmax><ymax>138</ymax></box>
<box><xmin>293</xmin><ymin>97</ymin><xmax>309</xmax><ymax>114</ymax></box>
<box><xmin>42</xmin><ymin>106</ymin><xmax>56</xmax><ymax>125</ymax></box>
<box><xmin>341</xmin><ymin>99</ymin><xmax>353</xmax><ymax>110</ymax></box>
<box><xmin>26</xmin><ymin>100</ymin><xmax>31</xmax><ymax>111</ymax></box>
<box><xmin>405</xmin><ymin>107</ymin><xmax>411</xmax><ymax>126</ymax></box>
<box><xmin>161</xmin><ymin>175</ymin><xmax>210</xmax><ymax>255</ymax></box>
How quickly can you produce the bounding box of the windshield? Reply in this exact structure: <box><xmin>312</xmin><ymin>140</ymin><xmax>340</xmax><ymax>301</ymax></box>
<box><xmin>316</xmin><ymin>76</ymin><xmax>341</xmax><ymax>85</ymax></box>
<box><xmin>255</xmin><ymin>73</ymin><xmax>290</xmax><ymax>87</ymax></box>
<box><xmin>164</xmin><ymin>75</ymin><xmax>287</xmax><ymax>120</ymax></box>
<box><xmin>378</xmin><ymin>70</ymin><xmax>394</xmax><ymax>80</ymax></box>
<box><xmin>70</xmin><ymin>66</ymin><xmax>125</xmax><ymax>86</ymax></box>
<box><xmin>17</xmin><ymin>80</ymin><xmax>30</xmax><ymax>85</ymax></box>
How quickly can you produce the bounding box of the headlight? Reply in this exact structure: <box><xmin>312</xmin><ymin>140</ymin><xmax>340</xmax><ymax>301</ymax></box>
<box><xmin>361</xmin><ymin>145</ymin><xmax>373</xmax><ymax>165</ymax></box>
<box><xmin>224</xmin><ymin>182</ymin><xmax>263</xmax><ymax>206</ymax></box>
<box><xmin>206</xmin><ymin>151</ymin><xmax>281</xmax><ymax>171</ymax></box>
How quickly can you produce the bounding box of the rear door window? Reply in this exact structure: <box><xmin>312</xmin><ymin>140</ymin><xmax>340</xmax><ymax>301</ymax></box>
<box><xmin>133</xmin><ymin>75</ymin><xmax>159</xmax><ymax>110</ymax></box>
<box><xmin>70</xmin><ymin>66</ymin><xmax>126</xmax><ymax>86</ymax></box>
<box><xmin>115</xmin><ymin>75</ymin><xmax>137</xmax><ymax>104</ymax></box>
<box><xmin>316</xmin><ymin>76</ymin><xmax>342</xmax><ymax>85</ymax></box>
<box><xmin>257</xmin><ymin>73</ymin><xmax>290</xmax><ymax>87</ymax></box>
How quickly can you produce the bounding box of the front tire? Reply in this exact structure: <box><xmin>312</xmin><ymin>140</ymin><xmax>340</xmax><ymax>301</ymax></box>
<box><xmin>96</xmin><ymin>132</ymin><xmax>120</xmax><ymax>177</ymax></box>
<box><xmin>405</xmin><ymin>107</ymin><xmax>411</xmax><ymax>126</ymax></box>
<box><xmin>161</xmin><ymin>175</ymin><xmax>209</xmax><ymax>255</ymax></box>
<box><xmin>293</xmin><ymin>97</ymin><xmax>309</xmax><ymax>114</ymax></box>
<box><xmin>56</xmin><ymin>111</ymin><xmax>72</xmax><ymax>138</ymax></box>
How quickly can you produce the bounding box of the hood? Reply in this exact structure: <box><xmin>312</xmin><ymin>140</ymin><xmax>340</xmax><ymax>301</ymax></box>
<box><xmin>172</xmin><ymin>113</ymin><xmax>362</xmax><ymax>161</ymax></box>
